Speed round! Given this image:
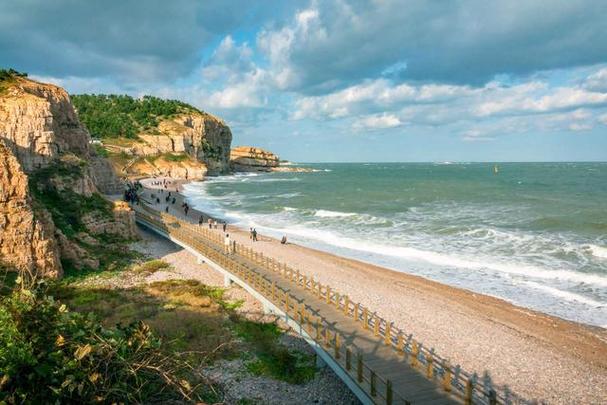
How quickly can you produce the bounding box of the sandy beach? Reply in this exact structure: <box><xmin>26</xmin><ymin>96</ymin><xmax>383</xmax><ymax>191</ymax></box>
<box><xmin>139</xmin><ymin>177</ymin><xmax>607</xmax><ymax>404</ymax></box>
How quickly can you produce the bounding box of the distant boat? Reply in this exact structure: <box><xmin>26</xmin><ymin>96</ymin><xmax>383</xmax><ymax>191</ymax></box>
<box><xmin>494</xmin><ymin>164</ymin><xmax>499</xmax><ymax>174</ymax></box>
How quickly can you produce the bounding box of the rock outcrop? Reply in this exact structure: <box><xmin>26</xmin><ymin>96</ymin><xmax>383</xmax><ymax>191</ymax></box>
<box><xmin>0</xmin><ymin>76</ymin><xmax>136</xmax><ymax>278</ymax></box>
<box><xmin>230</xmin><ymin>146</ymin><xmax>280</xmax><ymax>172</ymax></box>
<box><xmin>0</xmin><ymin>77</ymin><xmax>121</xmax><ymax>190</ymax></box>
<box><xmin>106</xmin><ymin>112</ymin><xmax>232</xmax><ymax>178</ymax></box>
<box><xmin>0</xmin><ymin>139</ymin><xmax>62</xmax><ymax>277</ymax></box>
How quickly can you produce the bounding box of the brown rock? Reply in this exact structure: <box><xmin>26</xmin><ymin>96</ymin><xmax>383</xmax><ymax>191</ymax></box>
<box><xmin>0</xmin><ymin>139</ymin><xmax>62</xmax><ymax>277</ymax></box>
<box><xmin>230</xmin><ymin>146</ymin><xmax>280</xmax><ymax>172</ymax></box>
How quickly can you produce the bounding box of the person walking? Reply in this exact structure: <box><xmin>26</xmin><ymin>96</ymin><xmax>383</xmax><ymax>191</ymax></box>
<box><xmin>222</xmin><ymin>222</ymin><xmax>227</xmax><ymax>232</ymax></box>
<box><xmin>252</xmin><ymin>228</ymin><xmax>258</xmax><ymax>242</ymax></box>
<box><xmin>199</xmin><ymin>215</ymin><xmax>204</xmax><ymax>226</ymax></box>
<box><xmin>224</xmin><ymin>233</ymin><xmax>231</xmax><ymax>254</ymax></box>
<box><xmin>281</xmin><ymin>235</ymin><xmax>287</xmax><ymax>245</ymax></box>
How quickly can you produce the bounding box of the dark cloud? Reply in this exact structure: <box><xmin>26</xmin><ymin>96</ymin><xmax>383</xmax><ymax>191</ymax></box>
<box><xmin>266</xmin><ymin>0</ymin><xmax>607</xmax><ymax>94</ymax></box>
<box><xmin>0</xmin><ymin>0</ymin><xmax>296</xmax><ymax>82</ymax></box>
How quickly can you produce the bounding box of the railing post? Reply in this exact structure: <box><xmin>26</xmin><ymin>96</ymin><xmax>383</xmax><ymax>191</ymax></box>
<box><xmin>373</xmin><ymin>317</ymin><xmax>380</xmax><ymax>336</ymax></box>
<box><xmin>384</xmin><ymin>322</ymin><xmax>392</xmax><ymax>345</ymax></box>
<box><xmin>489</xmin><ymin>389</ymin><xmax>497</xmax><ymax>405</ymax></box>
<box><xmin>397</xmin><ymin>333</ymin><xmax>404</xmax><ymax>354</ymax></box>
<box><xmin>334</xmin><ymin>292</ymin><xmax>340</xmax><ymax>309</ymax></box>
<box><xmin>370</xmin><ymin>370</ymin><xmax>377</xmax><ymax>397</ymax></box>
<box><xmin>465</xmin><ymin>379</ymin><xmax>474</xmax><ymax>405</ymax></box>
<box><xmin>315</xmin><ymin>318</ymin><xmax>321</xmax><ymax>341</ymax></box>
<box><xmin>326</xmin><ymin>286</ymin><xmax>332</xmax><ymax>304</ymax></box>
<box><xmin>296</xmin><ymin>269</ymin><xmax>300</xmax><ymax>285</ymax></box>
<box><xmin>343</xmin><ymin>295</ymin><xmax>349</xmax><ymax>316</ymax></box>
<box><xmin>443</xmin><ymin>361</ymin><xmax>452</xmax><ymax>392</ymax></box>
<box><xmin>386</xmin><ymin>380</ymin><xmax>393</xmax><ymax>405</ymax></box>
<box><xmin>357</xmin><ymin>352</ymin><xmax>363</xmax><ymax>383</ymax></box>
<box><xmin>303</xmin><ymin>275</ymin><xmax>308</xmax><ymax>289</ymax></box>
<box><xmin>354</xmin><ymin>303</ymin><xmax>359</xmax><ymax>321</ymax></box>
<box><xmin>345</xmin><ymin>348</ymin><xmax>352</xmax><ymax>371</ymax></box>
<box><xmin>334</xmin><ymin>334</ymin><xmax>341</xmax><ymax>359</ymax></box>
<box><xmin>411</xmin><ymin>341</ymin><xmax>419</xmax><ymax>368</ymax></box>
<box><xmin>271</xmin><ymin>281</ymin><xmax>276</xmax><ymax>300</ymax></box>
<box><xmin>363</xmin><ymin>308</ymin><xmax>368</xmax><ymax>329</ymax></box>
<box><xmin>427</xmin><ymin>349</ymin><xmax>435</xmax><ymax>379</ymax></box>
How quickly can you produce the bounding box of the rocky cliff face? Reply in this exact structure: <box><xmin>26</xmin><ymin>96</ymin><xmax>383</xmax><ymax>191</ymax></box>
<box><xmin>0</xmin><ymin>78</ymin><xmax>121</xmax><ymax>190</ymax></box>
<box><xmin>0</xmin><ymin>76</ymin><xmax>135</xmax><ymax>278</ymax></box>
<box><xmin>230</xmin><ymin>146</ymin><xmax>280</xmax><ymax>172</ymax></box>
<box><xmin>0</xmin><ymin>139</ymin><xmax>62</xmax><ymax>277</ymax></box>
<box><xmin>115</xmin><ymin>112</ymin><xmax>232</xmax><ymax>178</ymax></box>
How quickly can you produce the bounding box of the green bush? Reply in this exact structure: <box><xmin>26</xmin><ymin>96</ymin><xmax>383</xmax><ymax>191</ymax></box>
<box><xmin>0</xmin><ymin>279</ymin><xmax>198</xmax><ymax>404</ymax></box>
<box><xmin>29</xmin><ymin>161</ymin><xmax>113</xmax><ymax>238</ymax></box>
<box><xmin>71</xmin><ymin>94</ymin><xmax>202</xmax><ymax>139</ymax></box>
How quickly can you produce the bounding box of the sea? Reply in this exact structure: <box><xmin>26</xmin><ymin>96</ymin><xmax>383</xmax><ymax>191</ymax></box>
<box><xmin>182</xmin><ymin>162</ymin><xmax>607</xmax><ymax>327</ymax></box>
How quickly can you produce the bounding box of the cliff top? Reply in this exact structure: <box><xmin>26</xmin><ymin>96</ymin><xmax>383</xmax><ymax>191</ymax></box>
<box><xmin>71</xmin><ymin>93</ymin><xmax>225</xmax><ymax>140</ymax></box>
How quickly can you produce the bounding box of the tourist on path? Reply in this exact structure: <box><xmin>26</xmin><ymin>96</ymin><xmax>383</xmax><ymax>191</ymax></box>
<box><xmin>252</xmin><ymin>228</ymin><xmax>258</xmax><ymax>242</ymax></box>
<box><xmin>281</xmin><ymin>235</ymin><xmax>287</xmax><ymax>245</ymax></box>
<box><xmin>224</xmin><ymin>234</ymin><xmax>232</xmax><ymax>254</ymax></box>
<box><xmin>222</xmin><ymin>222</ymin><xmax>227</xmax><ymax>232</ymax></box>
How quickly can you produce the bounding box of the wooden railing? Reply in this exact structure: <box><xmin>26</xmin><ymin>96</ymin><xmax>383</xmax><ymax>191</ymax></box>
<box><xmin>135</xmin><ymin>203</ymin><xmax>526</xmax><ymax>405</ymax></box>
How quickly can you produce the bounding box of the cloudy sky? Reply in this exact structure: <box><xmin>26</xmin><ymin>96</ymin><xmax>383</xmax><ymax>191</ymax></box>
<box><xmin>2</xmin><ymin>0</ymin><xmax>607</xmax><ymax>162</ymax></box>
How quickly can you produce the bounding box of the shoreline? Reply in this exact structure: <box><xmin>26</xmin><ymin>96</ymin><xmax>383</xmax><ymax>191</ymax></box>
<box><xmin>139</xmin><ymin>176</ymin><xmax>607</xmax><ymax>404</ymax></box>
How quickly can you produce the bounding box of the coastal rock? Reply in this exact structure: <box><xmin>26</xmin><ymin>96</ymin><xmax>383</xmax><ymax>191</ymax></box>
<box><xmin>0</xmin><ymin>76</ymin><xmax>137</xmax><ymax>278</ymax></box>
<box><xmin>0</xmin><ymin>78</ymin><xmax>90</xmax><ymax>172</ymax></box>
<box><xmin>127</xmin><ymin>155</ymin><xmax>208</xmax><ymax>180</ymax></box>
<box><xmin>0</xmin><ymin>139</ymin><xmax>62</xmax><ymax>277</ymax></box>
<box><xmin>88</xmin><ymin>155</ymin><xmax>124</xmax><ymax>194</ymax></box>
<box><xmin>82</xmin><ymin>201</ymin><xmax>137</xmax><ymax>240</ymax></box>
<box><xmin>126</xmin><ymin>112</ymin><xmax>232</xmax><ymax>175</ymax></box>
<box><xmin>230</xmin><ymin>146</ymin><xmax>280</xmax><ymax>172</ymax></box>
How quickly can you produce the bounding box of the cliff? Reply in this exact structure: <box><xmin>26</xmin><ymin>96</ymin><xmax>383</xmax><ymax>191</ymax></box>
<box><xmin>72</xmin><ymin>95</ymin><xmax>233</xmax><ymax>179</ymax></box>
<box><xmin>0</xmin><ymin>139</ymin><xmax>62</xmax><ymax>278</ymax></box>
<box><xmin>0</xmin><ymin>75</ymin><xmax>136</xmax><ymax>278</ymax></box>
<box><xmin>230</xmin><ymin>146</ymin><xmax>280</xmax><ymax>172</ymax></box>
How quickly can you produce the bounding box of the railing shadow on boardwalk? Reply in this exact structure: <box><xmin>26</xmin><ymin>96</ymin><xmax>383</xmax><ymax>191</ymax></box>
<box><xmin>133</xmin><ymin>201</ymin><xmax>536</xmax><ymax>405</ymax></box>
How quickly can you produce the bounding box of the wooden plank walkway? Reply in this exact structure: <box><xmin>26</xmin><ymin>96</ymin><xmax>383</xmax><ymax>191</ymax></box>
<box><xmin>132</xmin><ymin>197</ymin><xmax>462</xmax><ymax>405</ymax></box>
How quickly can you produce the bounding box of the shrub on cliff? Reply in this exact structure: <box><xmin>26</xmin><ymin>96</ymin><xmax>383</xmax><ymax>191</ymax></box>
<box><xmin>0</xmin><ymin>277</ymin><xmax>201</xmax><ymax>403</ymax></box>
<box><xmin>72</xmin><ymin>94</ymin><xmax>202</xmax><ymax>139</ymax></box>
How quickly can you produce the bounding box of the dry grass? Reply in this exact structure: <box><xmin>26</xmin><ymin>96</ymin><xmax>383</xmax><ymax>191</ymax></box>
<box><xmin>133</xmin><ymin>259</ymin><xmax>172</xmax><ymax>274</ymax></box>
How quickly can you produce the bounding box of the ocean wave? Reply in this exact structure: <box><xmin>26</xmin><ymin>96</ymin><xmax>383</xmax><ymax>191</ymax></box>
<box><xmin>588</xmin><ymin>244</ymin><xmax>607</xmax><ymax>259</ymax></box>
<box><xmin>314</xmin><ymin>209</ymin><xmax>357</xmax><ymax>218</ymax></box>
<box><xmin>249</xmin><ymin>223</ymin><xmax>607</xmax><ymax>288</ymax></box>
<box><xmin>523</xmin><ymin>281</ymin><xmax>605</xmax><ymax>307</ymax></box>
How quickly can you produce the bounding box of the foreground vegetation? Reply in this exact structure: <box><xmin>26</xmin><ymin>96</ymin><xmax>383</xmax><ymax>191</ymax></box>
<box><xmin>0</xmin><ymin>276</ymin><xmax>212</xmax><ymax>404</ymax></box>
<box><xmin>71</xmin><ymin>94</ymin><xmax>202</xmax><ymax>139</ymax></box>
<box><xmin>1</xmin><ymin>253</ymin><xmax>317</xmax><ymax>404</ymax></box>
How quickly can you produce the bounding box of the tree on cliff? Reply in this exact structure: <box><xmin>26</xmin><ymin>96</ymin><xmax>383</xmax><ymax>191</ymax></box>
<box><xmin>72</xmin><ymin>94</ymin><xmax>202</xmax><ymax>139</ymax></box>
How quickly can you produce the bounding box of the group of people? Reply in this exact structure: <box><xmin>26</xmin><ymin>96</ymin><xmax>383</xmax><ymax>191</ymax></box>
<box><xmin>202</xmin><ymin>217</ymin><xmax>226</xmax><ymax>231</ymax></box>
<box><xmin>149</xmin><ymin>178</ymin><xmax>178</xmax><ymax>192</ymax></box>
<box><xmin>181</xmin><ymin>202</ymin><xmax>190</xmax><ymax>216</ymax></box>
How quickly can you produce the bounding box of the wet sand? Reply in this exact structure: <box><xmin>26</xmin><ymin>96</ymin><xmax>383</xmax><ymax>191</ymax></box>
<box><xmin>139</xmin><ymin>177</ymin><xmax>607</xmax><ymax>404</ymax></box>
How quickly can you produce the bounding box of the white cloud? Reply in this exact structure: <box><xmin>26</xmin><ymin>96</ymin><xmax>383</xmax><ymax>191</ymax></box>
<box><xmin>584</xmin><ymin>68</ymin><xmax>607</xmax><ymax>92</ymax></box>
<box><xmin>597</xmin><ymin>113</ymin><xmax>607</xmax><ymax>125</ymax></box>
<box><xmin>353</xmin><ymin>113</ymin><xmax>402</xmax><ymax>130</ymax></box>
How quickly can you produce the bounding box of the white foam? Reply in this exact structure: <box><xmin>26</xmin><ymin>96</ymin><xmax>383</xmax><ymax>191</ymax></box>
<box><xmin>588</xmin><ymin>244</ymin><xmax>607</xmax><ymax>259</ymax></box>
<box><xmin>251</xmin><ymin>223</ymin><xmax>607</xmax><ymax>288</ymax></box>
<box><xmin>523</xmin><ymin>281</ymin><xmax>605</xmax><ymax>307</ymax></box>
<box><xmin>314</xmin><ymin>209</ymin><xmax>357</xmax><ymax>218</ymax></box>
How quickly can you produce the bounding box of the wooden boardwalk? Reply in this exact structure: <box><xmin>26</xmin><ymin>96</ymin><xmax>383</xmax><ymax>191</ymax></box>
<box><xmin>132</xmin><ymin>194</ymin><xmax>511</xmax><ymax>405</ymax></box>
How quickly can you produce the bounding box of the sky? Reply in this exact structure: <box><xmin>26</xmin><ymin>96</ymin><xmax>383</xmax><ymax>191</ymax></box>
<box><xmin>1</xmin><ymin>0</ymin><xmax>607</xmax><ymax>162</ymax></box>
